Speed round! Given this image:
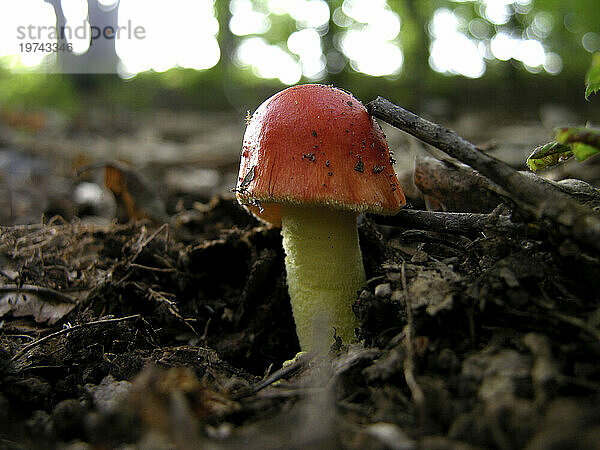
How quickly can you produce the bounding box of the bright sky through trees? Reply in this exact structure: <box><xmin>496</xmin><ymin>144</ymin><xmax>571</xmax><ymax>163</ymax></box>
<box><xmin>0</xmin><ymin>0</ymin><xmax>597</xmax><ymax>82</ymax></box>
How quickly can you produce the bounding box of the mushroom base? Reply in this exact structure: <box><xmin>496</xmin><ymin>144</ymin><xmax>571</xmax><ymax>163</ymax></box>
<box><xmin>280</xmin><ymin>205</ymin><xmax>366</xmax><ymax>351</ymax></box>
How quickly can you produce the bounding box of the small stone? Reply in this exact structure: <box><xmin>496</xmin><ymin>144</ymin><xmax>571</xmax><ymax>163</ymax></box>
<box><xmin>366</xmin><ymin>422</ymin><xmax>415</xmax><ymax>449</ymax></box>
<box><xmin>206</xmin><ymin>423</ymin><xmax>233</xmax><ymax>440</ymax></box>
<box><xmin>374</xmin><ymin>283</ymin><xmax>392</xmax><ymax>298</ymax></box>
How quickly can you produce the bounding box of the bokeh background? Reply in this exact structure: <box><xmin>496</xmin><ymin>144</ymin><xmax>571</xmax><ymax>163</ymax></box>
<box><xmin>0</xmin><ymin>0</ymin><xmax>598</xmax><ymax>224</ymax></box>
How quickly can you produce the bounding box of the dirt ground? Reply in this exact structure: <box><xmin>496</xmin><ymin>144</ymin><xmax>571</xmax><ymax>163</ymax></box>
<box><xmin>1</xmin><ymin>106</ymin><xmax>600</xmax><ymax>449</ymax></box>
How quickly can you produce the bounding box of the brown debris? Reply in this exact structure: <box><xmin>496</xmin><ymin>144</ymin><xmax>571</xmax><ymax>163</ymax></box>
<box><xmin>0</xmin><ymin>184</ymin><xmax>599</xmax><ymax>449</ymax></box>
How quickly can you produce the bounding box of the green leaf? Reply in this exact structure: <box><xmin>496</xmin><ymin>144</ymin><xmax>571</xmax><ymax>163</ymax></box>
<box><xmin>572</xmin><ymin>143</ymin><xmax>600</xmax><ymax>161</ymax></box>
<box><xmin>526</xmin><ymin>141</ymin><xmax>573</xmax><ymax>171</ymax></box>
<box><xmin>585</xmin><ymin>53</ymin><xmax>600</xmax><ymax>100</ymax></box>
<box><xmin>556</xmin><ymin>126</ymin><xmax>600</xmax><ymax>148</ymax></box>
<box><xmin>555</xmin><ymin>126</ymin><xmax>600</xmax><ymax>162</ymax></box>
<box><xmin>527</xmin><ymin>127</ymin><xmax>600</xmax><ymax>170</ymax></box>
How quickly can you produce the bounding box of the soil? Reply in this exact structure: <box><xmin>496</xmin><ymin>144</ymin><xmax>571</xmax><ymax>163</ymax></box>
<box><xmin>1</xmin><ymin>108</ymin><xmax>600</xmax><ymax>449</ymax></box>
<box><xmin>1</xmin><ymin>193</ymin><xmax>600</xmax><ymax>449</ymax></box>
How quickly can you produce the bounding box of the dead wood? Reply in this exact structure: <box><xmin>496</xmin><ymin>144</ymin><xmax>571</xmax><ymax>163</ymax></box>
<box><xmin>372</xmin><ymin>208</ymin><xmax>533</xmax><ymax>236</ymax></box>
<box><xmin>367</xmin><ymin>97</ymin><xmax>600</xmax><ymax>252</ymax></box>
<box><xmin>11</xmin><ymin>314</ymin><xmax>141</xmax><ymax>361</ymax></box>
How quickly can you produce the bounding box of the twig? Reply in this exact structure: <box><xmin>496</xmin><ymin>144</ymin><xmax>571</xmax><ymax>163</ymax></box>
<box><xmin>530</xmin><ymin>291</ymin><xmax>600</xmax><ymax>345</ymax></box>
<box><xmin>400</xmin><ymin>263</ymin><xmax>425</xmax><ymax>414</ymax></box>
<box><xmin>200</xmin><ymin>317</ymin><xmax>211</xmax><ymax>344</ymax></box>
<box><xmin>11</xmin><ymin>314</ymin><xmax>140</xmax><ymax>361</ymax></box>
<box><xmin>129</xmin><ymin>263</ymin><xmax>177</xmax><ymax>273</ymax></box>
<box><xmin>115</xmin><ymin>223</ymin><xmax>170</xmax><ymax>285</ymax></box>
<box><xmin>0</xmin><ymin>220</ymin><xmax>62</xmax><ymax>232</ymax></box>
<box><xmin>372</xmin><ymin>209</ymin><xmax>532</xmax><ymax>236</ymax></box>
<box><xmin>145</xmin><ymin>286</ymin><xmax>198</xmax><ymax>335</ymax></box>
<box><xmin>367</xmin><ymin>97</ymin><xmax>600</xmax><ymax>252</ymax></box>
<box><xmin>231</xmin><ymin>351</ymin><xmax>315</xmax><ymax>400</ymax></box>
<box><xmin>248</xmin><ymin>387</ymin><xmax>327</xmax><ymax>399</ymax></box>
<box><xmin>130</xmin><ymin>223</ymin><xmax>169</xmax><ymax>265</ymax></box>
<box><xmin>547</xmin><ymin>311</ymin><xmax>600</xmax><ymax>344</ymax></box>
<box><xmin>3</xmin><ymin>334</ymin><xmax>36</xmax><ymax>341</ymax></box>
<box><xmin>0</xmin><ymin>284</ymin><xmax>77</xmax><ymax>304</ymax></box>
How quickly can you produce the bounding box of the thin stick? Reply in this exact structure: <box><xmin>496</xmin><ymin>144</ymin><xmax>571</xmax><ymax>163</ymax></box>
<box><xmin>130</xmin><ymin>223</ymin><xmax>169</xmax><ymax>264</ymax></box>
<box><xmin>400</xmin><ymin>263</ymin><xmax>425</xmax><ymax>414</ymax></box>
<box><xmin>530</xmin><ymin>291</ymin><xmax>600</xmax><ymax>344</ymax></box>
<box><xmin>129</xmin><ymin>263</ymin><xmax>177</xmax><ymax>273</ymax></box>
<box><xmin>231</xmin><ymin>351</ymin><xmax>316</xmax><ymax>400</ymax></box>
<box><xmin>547</xmin><ymin>310</ymin><xmax>600</xmax><ymax>344</ymax></box>
<box><xmin>0</xmin><ymin>284</ymin><xmax>77</xmax><ymax>304</ymax></box>
<box><xmin>11</xmin><ymin>314</ymin><xmax>140</xmax><ymax>361</ymax></box>
<box><xmin>372</xmin><ymin>209</ymin><xmax>532</xmax><ymax>236</ymax></box>
<box><xmin>116</xmin><ymin>223</ymin><xmax>170</xmax><ymax>285</ymax></box>
<box><xmin>146</xmin><ymin>287</ymin><xmax>197</xmax><ymax>335</ymax></box>
<box><xmin>367</xmin><ymin>97</ymin><xmax>600</xmax><ymax>252</ymax></box>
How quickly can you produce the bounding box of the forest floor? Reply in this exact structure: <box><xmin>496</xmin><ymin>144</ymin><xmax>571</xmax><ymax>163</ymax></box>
<box><xmin>0</xmin><ymin>102</ymin><xmax>600</xmax><ymax>449</ymax></box>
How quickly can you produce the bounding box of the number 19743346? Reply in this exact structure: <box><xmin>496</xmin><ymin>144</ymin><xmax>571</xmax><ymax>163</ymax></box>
<box><xmin>19</xmin><ymin>42</ymin><xmax>73</xmax><ymax>53</ymax></box>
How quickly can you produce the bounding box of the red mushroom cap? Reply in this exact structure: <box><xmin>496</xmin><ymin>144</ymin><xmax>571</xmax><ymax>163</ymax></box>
<box><xmin>236</xmin><ymin>84</ymin><xmax>406</xmax><ymax>226</ymax></box>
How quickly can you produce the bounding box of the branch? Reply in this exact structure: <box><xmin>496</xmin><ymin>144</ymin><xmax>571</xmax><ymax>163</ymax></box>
<box><xmin>372</xmin><ymin>209</ymin><xmax>532</xmax><ymax>236</ymax></box>
<box><xmin>367</xmin><ymin>97</ymin><xmax>600</xmax><ymax>252</ymax></box>
<box><xmin>11</xmin><ymin>314</ymin><xmax>140</xmax><ymax>361</ymax></box>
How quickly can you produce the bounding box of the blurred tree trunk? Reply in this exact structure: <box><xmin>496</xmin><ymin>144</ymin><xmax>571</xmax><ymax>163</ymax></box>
<box><xmin>47</xmin><ymin>0</ymin><xmax>119</xmax><ymax>74</ymax></box>
<box><xmin>322</xmin><ymin>0</ymin><xmax>350</xmax><ymax>88</ymax></box>
<box><xmin>401</xmin><ymin>0</ymin><xmax>431</xmax><ymax>109</ymax></box>
<box><xmin>215</xmin><ymin>0</ymin><xmax>242</xmax><ymax>109</ymax></box>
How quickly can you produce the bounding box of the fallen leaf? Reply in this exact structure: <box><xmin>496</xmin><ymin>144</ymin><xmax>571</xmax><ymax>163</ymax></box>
<box><xmin>0</xmin><ymin>293</ymin><xmax>75</xmax><ymax>324</ymax></box>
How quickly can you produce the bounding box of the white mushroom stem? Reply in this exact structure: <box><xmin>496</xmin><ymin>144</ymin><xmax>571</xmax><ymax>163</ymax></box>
<box><xmin>280</xmin><ymin>204</ymin><xmax>366</xmax><ymax>351</ymax></box>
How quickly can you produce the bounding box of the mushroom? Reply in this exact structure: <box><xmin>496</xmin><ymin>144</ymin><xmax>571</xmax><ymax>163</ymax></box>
<box><xmin>236</xmin><ymin>84</ymin><xmax>405</xmax><ymax>351</ymax></box>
